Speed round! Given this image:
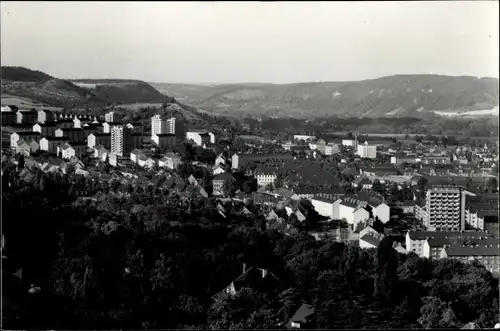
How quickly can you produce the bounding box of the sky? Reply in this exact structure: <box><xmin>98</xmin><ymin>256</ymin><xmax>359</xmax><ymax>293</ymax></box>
<box><xmin>1</xmin><ymin>1</ymin><xmax>499</xmax><ymax>84</ymax></box>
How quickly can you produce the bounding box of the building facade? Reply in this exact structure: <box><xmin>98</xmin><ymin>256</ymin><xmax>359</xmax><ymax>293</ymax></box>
<box><xmin>425</xmin><ymin>186</ymin><xmax>466</xmax><ymax>231</ymax></box>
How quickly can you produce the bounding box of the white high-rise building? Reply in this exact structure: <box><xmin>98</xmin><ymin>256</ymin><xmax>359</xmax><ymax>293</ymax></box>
<box><xmin>110</xmin><ymin>125</ymin><xmax>132</xmax><ymax>157</ymax></box>
<box><xmin>357</xmin><ymin>141</ymin><xmax>377</xmax><ymax>159</ymax></box>
<box><xmin>105</xmin><ymin>112</ymin><xmax>122</xmax><ymax>123</ymax></box>
<box><xmin>151</xmin><ymin>115</ymin><xmax>184</xmax><ymax>140</ymax></box>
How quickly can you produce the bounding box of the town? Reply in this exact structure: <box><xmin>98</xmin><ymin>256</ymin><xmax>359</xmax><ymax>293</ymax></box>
<box><xmin>2</xmin><ymin>1</ymin><xmax>499</xmax><ymax>330</ymax></box>
<box><xmin>2</xmin><ymin>105</ymin><xmax>499</xmax><ymax>291</ymax></box>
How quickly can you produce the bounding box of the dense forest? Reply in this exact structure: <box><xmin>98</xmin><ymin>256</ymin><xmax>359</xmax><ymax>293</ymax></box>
<box><xmin>2</xmin><ymin>159</ymin><xmax>499</xmax><ymax>329</ymax></box>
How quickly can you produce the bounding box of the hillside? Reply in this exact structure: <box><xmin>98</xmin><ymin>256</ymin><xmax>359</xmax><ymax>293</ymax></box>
<box><xmin>0</xmin><ymin>67</ymin><xmax>171</xmax><ymax>108</ymax></box>
<box><xmin>150</xmin><ymin>75</ymin><xmax>499</xmax><ymax>119</ymax></box>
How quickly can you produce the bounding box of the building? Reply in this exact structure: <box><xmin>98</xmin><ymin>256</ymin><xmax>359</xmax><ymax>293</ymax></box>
<box><xmin>104</xmin><ymin>111</ymin><xmax>122</xmax><ymax>123</ymax></box>
<box><xmin>293</xmin><ymin>135</ymin><xmax>316</xmax><ymax>142</ymax></box>
<box><xmin>87</xmin><ymin>133</ymin><xmax>111</xmax><ymax>149</ymax></box>
<box><xmin>39</xmin><ymin>137</ymin><xmax>67</xmax><ymax>154</ymax></box>
<box><xmin>15</xmin><ymin>139</ymin><xmax>32</xmax><ymax>156</ymax></box>
<box><xmin>405</xmin><ymin>230</ymin><xmax>490</xmax><ymax>257</ymax></box>
<box><xmin>33</xmin><ymin>123</ymin><xmax>57</xmax><ymax>137</ymax></box>
<box><xmin>130</xmin><ymin>149</ymin><xmax>150</xmax><ymax>164</ymax></box>
<box><xmin>287</xmin><ymin>303</ymin><xmax>315</xmax><ymax>329</ymax></box>
<box><xmin>73</xmin><ymin>117</ymin><xmax>91</xmax><ymax>128</ymax></box>
<box><xmin>152</xmin><ymin>134</ymin><xmax>176</xmax><ymax>150</ymax></box>
<box><xmin>391</xmin><ymin>155</ymin><xmax>417</xmax><ymax>165</ymax></box>
<box><xmin>215</xmin><ymin>153</ymin><xmax>228</xmax><ymax>167</ymax></box>
<box><xmin>425</xmin><ymin>186</ymin><xmax>466</xmax><ymax>231</ymax></box>
<box><xmin>186</xmin><ymin>131</ymin><xmax>212</xmax><ymax>146</ymax></box>
<box><xmin>254</xmin><ymin>167</ymin><xmax>278</xmax><ymax>187</ymax></box>
<box><xmin>356</xmin><ymin>141</ymin><xmax>377</xmax><ymax>159</ymax></box>
<box><xmin>126</xmin><ymin>122</ymin><xmax>144</xmax><ymax>135</ymax></box>
<box><xmin>130</xmin><ymin>133</ymin><xmax>144</xmax><ymax>150</ymax></box>
<box><xmin>93</xmin><ymin>145</ymin><xmax>110</xmax><ymax>162</ymax></box>
<box><xmin>231</xmin><ymin>153</ymin><xmax>295</xmax><ymax>169</ymax></box>
<box><xmin>55</xmin><ymin>128</ymin><xmax>86</xmax><ymax>142</ymax></box>
<box><xmin>55</xmin><ymin>118</ymin><xmax>74</xmax><ymax>129</ymax></box>
<box><xmin>110</xmin><ymin>125</ymin><xmax>133</xmax><ymax>157</ymax></box>
<box><xmin>57</xmin><ymin>142</ymin><xmax>87</xmax><ymax>159</ymax></box>
<box><xmin>10</xmin><ymin>132</ymin><xmax>42</xmax><ymax>149</ymax></box>
<box><xmin>335</xmin><ymin>198</ymin><xmax>370</xmax><ymax>226</ymax></box>
<box><xmin>317</xmin><ymin>142</ymin><xmax>340</xmax><ymax>156</ymax></box>
<box><xmin>213</xmin><ymin>172</ymin><xmax>235</xmax><ymax>192</ymax></box>
<box><xmin>342</xmin><ymin>139</ymin><xmax>357</xmax><ymax>148</ymax></box>
<box><xmin>158</xmin><ymin>153</ymin><xmax>182</xmax><ymax>170</ymax></box>
<box><xmin>440</xmin><ymin>244</ymin><xmax>499</xmax><ymax>274</ymax></box>
<box><xmin>37</xmin><ymin>109</ymin><xmax>54</xmax><ymax>123</ymax></box>
<box><xmin>151</xmin><ymin>115</ymin><xmax>184</xmax><ymax>139</ymax></box>
<box><xmin>138</xmin><ymin>155</ymin><xmax>156</xmax><ymax>169</ymax></box>
<box><xmin>311</xmin><ymin>195</ymin><xmax>338</xmax><ymax>219</ymax></box>
<box><xmin>1</xmin><ymin>106</ymin><xmax>17</xmax><ymax>125</ymax></box>
<box><xmin>16</xmin><ymin>109</ymin><xmax>38</xmax><ymax>124</ymax></box>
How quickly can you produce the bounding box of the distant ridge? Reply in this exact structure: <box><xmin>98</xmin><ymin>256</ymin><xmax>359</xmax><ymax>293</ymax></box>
<box><xmin>150</xmin><ymin>74</ymin><xmax>499</xmax><ymax>119</ymax></box>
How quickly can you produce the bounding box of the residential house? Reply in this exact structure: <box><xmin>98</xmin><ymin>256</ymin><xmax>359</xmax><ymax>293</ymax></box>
<box><xmin>152</xmin><ymin>133</ymin><xmax>176</xmax><ymax>150</ymax></box>
<box><xmin>39</xmin><ymin>137</ymin><xmax>67</xmax><ymax>154</ymax></box>
<box><xmin>55</xmin><ymin>128</ymin><xmax>85</xmax><ymax>142</ymax></box>
<box><xmin>93</xmin><ymin>145</ymin><xmax>110</xmax><ymax>162</ymax></box>
<box><xmin>222</xmin><ymin>263</ymin><xmax>284</xmax><ymax>297</ymax></box>
<box><xmin>212</xmin><ymin>164</ymin><xmax>226</xmax><ymax>175</ymax></box>
<box><xmin>15</xmin><ymin>139</ymin><xmax>31</xmax><ymax>156</ymax></box>
<box><xmin>73</xmin><ymin>117</ymin><xmax>90</xmax><ymax>128</ymax></box>
<box><xmin>215</xmin><ymin>153</ymin><xmax>228</xmax><ymax>166</ymax></box>
<box><xmin>405</xmin><ymin>230</ymin><xmax>491</xmax><ymax>257</ymax></box>
<box><xmin>158</xmin><ymin>153</ymin><xmax>182</xmax><ymax>170</ymax></box>
<box><xmin>287</xmin><ymin>303</ymin><xmax>315</xmax><ymax>329</ymax></box>
<box><xmin>231</xmin><ymin>152</ymin><xmax>295</xmax><ymax>169</ymax></box>
<box><xmin>213</xmin><ymin>172</ymin><xmax>235</xmax><ymax>192</ymax></box>
<box><xmin>186</xmin><ymin>131</ymin><xmax>212</xmax><ymax>146</ymax></box>
<box><xmin>138</xmin><ymin>155</ymin><xmax>156</xmax><ymax>169</ymax></box>
<box><xmin>29</xmin><ymin>140</ymin><xmax>39</xmax><ymax>154</ymax></box>
<box><xmin>57</xmin><ymin>142</ymin><xmax>87</xmax><ymax>159</ymax></box>
<box><xmin>334</xmin><ymin>197</ymin><xmax>370</xmax><ymax>226</ymax></box>
<box><xmin>10</xmin><ymin>132</ymin><xmax>42</xmax><ymax>149</ymax></box>
<box><xmin>87</xmin><ymin>133</ymin><xmax>111</xmax><ymax>149</ymax></box>
<box><xmin>130</xmin><ymin>149</ymin><xmax>149</xmax><ymax>164</ymax></box>
<box><xmin>126</xmin><ymin>122</ymin><xmax>144</xmax><ymax>134</ymax></box>
<box><xmin>255</xmin><ymin>167</ymin><xmax>279</xmax><ymax>187</ymax></box>
<box><xmin>359</xmin><ymin>231</ymin><xmax>385</xmax><ymax>249</ymax></box>
<box><xmin>440</xmin><ymin>243</ymin><xmax>500</xmax><ymax>274</ymax></box>
<box><xmin>55</xmin><ymin>118</ymin><xmax>74</xmax><ymax>129</ymax></box>
<box><xmin>16</xmin><ymin>109</ymin><xmax>38</xmax><ymax>124</ymax></box>
<box><xmin>37</xmin><ymin>109</ymin><xmax>54</xmax><ymax>123</ymax></box>
<box><xmin>293</xmin><ymin>134</ymin><xmax>316</xmax><ymax>141</ymax></box>
<box><xmin>311</xmin><ymin>195</ymin><xmax>339</xmax><ymax>219</ymax></box>
<box><xmin>33</xmin><ymin>123</ymin><xmax>57</xmax><ymax>137</ymax></box>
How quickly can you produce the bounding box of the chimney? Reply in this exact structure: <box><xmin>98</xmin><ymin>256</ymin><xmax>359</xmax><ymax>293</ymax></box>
<box><xmin>242</xmin><ymin>263</ymin><xmax>247</xmax><ymax>274</ymax></box>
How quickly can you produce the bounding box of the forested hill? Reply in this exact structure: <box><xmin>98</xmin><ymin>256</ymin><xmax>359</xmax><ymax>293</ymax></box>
<box><xmin>1</xmin><ymin>66</ymin><xmax>172</xmax><ymax>108</ymax></box>
<box><xmin>151</xmin><ymin>75</ymin><xmax>499</xmax><ymax>118</ymax></box>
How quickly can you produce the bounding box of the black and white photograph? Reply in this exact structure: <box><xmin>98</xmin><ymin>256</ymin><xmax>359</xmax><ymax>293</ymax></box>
<box><xmin>1</xmin><ymin>1</ymin><xmax>499</xmax><ymax>329</ymax></box>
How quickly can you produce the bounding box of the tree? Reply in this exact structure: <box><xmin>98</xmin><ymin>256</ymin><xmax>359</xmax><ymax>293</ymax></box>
<box><xmin>487</xmin><ymin>177</ymin><xmax>498</xmax><ymax>192</ymax></box>
<box><xmin>222</xmin><ymin>177</ymin><xmax>237</xmax><ymax>197</ymax></box>
<box><xmin>17</xmin><ymin>154</ymin><xmax>25</xmax><ymax>169</ymax></box>
<box><xmin>417</xmin><ymin>177</ymin><xmax>428</xmax><ymax>191</ymax></box>
<box><xmin>372</xmin><ymin>179</ymin><xmax>384</xmax><ymax>195</ymax></box>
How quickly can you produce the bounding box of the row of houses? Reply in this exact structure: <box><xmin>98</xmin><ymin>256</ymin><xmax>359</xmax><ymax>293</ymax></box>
<box><xmin>405</xmin><ymin>230</ymin><xmax>499</xmax><ymax>273</ymax></box>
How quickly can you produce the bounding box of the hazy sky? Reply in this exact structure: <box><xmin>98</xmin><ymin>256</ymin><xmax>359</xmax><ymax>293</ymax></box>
<box><xmin>1</xmin><ymin>1</ymin><xmax>498</xmax><ymax>83</ymax></box>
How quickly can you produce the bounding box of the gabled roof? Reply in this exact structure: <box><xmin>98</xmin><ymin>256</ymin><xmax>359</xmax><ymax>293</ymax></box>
<box><xmin>289</xmin><ymin>303</ymin><xmax>315</xmax><ymax>324</ymax></box>
<box><xmin>360</xmin><ymin>233</ymin><xmax>384</xmax><ymax>247</ymax></box>
<box><xmin>213</xmin><ymin>172</ymin><xmax>235</xmax><ymax>181</ymax></box>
